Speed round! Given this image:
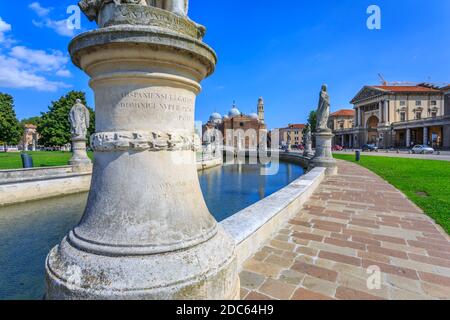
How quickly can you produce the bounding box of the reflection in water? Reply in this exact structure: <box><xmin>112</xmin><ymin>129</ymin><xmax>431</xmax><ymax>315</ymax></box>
<box><xmin>0</xmin><ymin>193</ymin><xmax>88</xmax><ymax>300</ymax></box>
<box><xmin>198</xmin><ymin>162</ymin><xmax>304</xmax><ymax>222</ymax></box>
<box><xmin>0</xmin><ymin>161</ymin><xmax>303</xmax><ymax>300</ymax></box>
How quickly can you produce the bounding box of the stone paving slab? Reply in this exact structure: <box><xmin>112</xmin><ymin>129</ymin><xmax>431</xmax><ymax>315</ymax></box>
<box><xmin>240</xmin><ymin>161</ymin><xmax>450</xmax><ymax>300</ymax></box>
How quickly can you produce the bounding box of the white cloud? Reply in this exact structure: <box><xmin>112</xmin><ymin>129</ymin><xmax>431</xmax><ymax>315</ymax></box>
<box><xmin>56</xmin><ymin>69</ymin><xmax>72</xmax><ymax>78</ymax></box>
<box><xmin>28</xmin><ymin>2</ymin><xmax>52</xmax><ymax>17</ymax></box>
<box><xmin>43</xmin><ymin>19</ymin><xmax>75</xmax><ymax>37</ymax></box>
<box><xmin>0</xmin><ymin>55</ymin><xmax>70</xmax><ymax>92</ymax></box>
<box><xmin>0</xmin><ymin>17</ymin><xmax>12</xmax><ymax>43</ymax></box>
<box><xmin>0</xmin><ymin>17</ymin><xmax>72</xmax><ymax>92</ymax></box>
<box><xmin>29</xmin><ymin>2</ymin><xmax>75</xmax><ymax>37</ymax></box>
<box><xmin>10</xmin><ymin>46</ymin><xmax>69</xmax><ymax>73</ymax></box>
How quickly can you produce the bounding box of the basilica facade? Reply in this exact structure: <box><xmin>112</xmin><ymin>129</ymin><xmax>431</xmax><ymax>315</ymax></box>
<box><xmin>203</xmin><ymin>98</ymin><xmax>267</xmax><ymax>150</ymax></box>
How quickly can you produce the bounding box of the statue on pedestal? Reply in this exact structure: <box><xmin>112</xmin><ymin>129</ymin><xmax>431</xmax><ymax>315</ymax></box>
<box><xmin>316</xmin><ymin>84</ymin><xmax>331</xmax><ymax>133</ymax></box>
<box><xmin>309</xmin><ymin>84</ymin><xmax>337</xmax><ymax>175</ymax></box>
<box><xmin>303</xmin><ymin>125</ymin><xmax>313</xmax><ymax>157</ymax></box>
<box><xmin>68</xmin><ymin>99</ymin><xmax>92</xmax><ymax>166</ymax></box>
<box><xmin>46</xmin><ymin>0</ymin><xmax>238</xmax><ymax>300</ymax></box>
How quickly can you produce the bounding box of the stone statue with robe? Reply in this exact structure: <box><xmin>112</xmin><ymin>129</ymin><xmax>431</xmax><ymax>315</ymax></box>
<box><xmin>316</xmin><ymin>84</ymin><xmax>331</xmax><ymax>132</ymax></box>
<box><xmin>69</xmin><ymin>99</ymin><xmax>90</xmax><ymax>140</ymax></box>
<box><xmin>79</xmin><ymin>0</ymin><xmax>189</xmax><ymax>22</ymax></box>
<box><xmin>303</xmin><ymin>124</ymin><xmax>313</xmax><ymax>157</ymax></box>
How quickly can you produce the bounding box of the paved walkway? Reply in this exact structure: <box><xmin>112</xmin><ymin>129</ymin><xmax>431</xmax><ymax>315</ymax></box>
<box><xmin>240</xmin><ymin>161</ymin><xmax>450</xmax><ymax>300</ymax></box>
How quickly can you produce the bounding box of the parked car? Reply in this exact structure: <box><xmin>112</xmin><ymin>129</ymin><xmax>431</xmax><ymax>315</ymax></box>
<box><xmin>332</xmin><ymin>145</ymin><xmax>344</xmax><ymax>151</ymax></box>
<box><xmin>362</xmin><ymin>144</ymin><xmax>378</xmax><ymax>152</ymax></box>
<box><xmin>411</xmin><ymin>145</ymin><xmax>434</xmax><ymax>154</ymax></box>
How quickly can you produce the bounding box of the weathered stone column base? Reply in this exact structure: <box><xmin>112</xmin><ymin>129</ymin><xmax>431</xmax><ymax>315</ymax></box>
<box><xmin>309</xmin><ymin>131</ymin><xmax>337</xmax><ymax>175</ymax></box>
<box><xmin>45</xmin><ymin>226</ymin><xmax>239</xmax><ymax>300</ymax></box>
<box><xmin>69</xmin><ymin>139</ymin><xmax>91</xmax><ymax>167</ymax></box>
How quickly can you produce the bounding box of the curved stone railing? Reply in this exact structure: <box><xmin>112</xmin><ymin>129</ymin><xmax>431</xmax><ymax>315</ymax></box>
<box><xmin>0</xmin><ymin>156</ymin><xmax>223</xmax><ymax>207</ymax></box>
<box><xmin>0</xmin><ymin>165</ymin><xmax>92</xmax><ymax>207</ymax></box>
<box><xmin>0</xmin><ymin>165</ymin><xmax>90</xmax><ymax>185</ymax></box>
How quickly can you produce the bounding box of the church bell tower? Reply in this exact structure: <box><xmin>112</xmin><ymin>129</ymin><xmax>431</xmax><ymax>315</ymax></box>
<box><xmin>257</xmin><ymin>97</ymin><xmax>265</xmax><ymax>123</ymax></box>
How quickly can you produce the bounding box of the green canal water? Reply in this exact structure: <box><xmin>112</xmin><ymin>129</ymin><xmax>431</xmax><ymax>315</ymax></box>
<box><xmin>0</xmin><ymin>161</ymin><xmax>303</xmax><ymax>300</ymax></box>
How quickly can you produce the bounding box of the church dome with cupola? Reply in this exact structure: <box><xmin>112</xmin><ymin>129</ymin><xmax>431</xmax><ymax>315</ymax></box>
<box><xmin>228</xmin><ymin>102</ymin><xmax>241</xmax><ymax>118</ymax></box>
<box><xmin>249</xmin><ymin>112</ymin><xmax>259</xmax><ymax>120</ymax></box>
<box><xmin>209</xmin><ymin>112</ymin><xmax>223</xmax><ymax>124</ymax></box>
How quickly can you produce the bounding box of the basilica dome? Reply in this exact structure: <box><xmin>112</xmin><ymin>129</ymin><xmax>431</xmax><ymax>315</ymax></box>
<box><xmin>209</xmin><ymin>112</ymin><xmax>222</xmax><ymax>123</ymax></box>
<box><xmin>228</xmin><ymin>107</ymin><xmax>241</xmax><ymax>118</ymax></box>
<box><xmin>249</xmin><ymin>113</ymin><xmax>259</xmax><ymax>120</ymax></box>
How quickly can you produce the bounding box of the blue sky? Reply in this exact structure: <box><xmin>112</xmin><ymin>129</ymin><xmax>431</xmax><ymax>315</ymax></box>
<box><xmin>0</xmin><ymin>0</ymin><xmax>449</xmax><ymax>129</ymax></box>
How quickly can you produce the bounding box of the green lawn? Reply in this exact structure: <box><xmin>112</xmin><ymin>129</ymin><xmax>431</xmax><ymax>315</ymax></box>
<box><xmin>0</xmin><ymin>151</ymin><xmax>93</xmax><ymax>170</ymax></box>
<box><xmin>334</xmin><ymin>154</ymin><xmax>450</xmax><ymax>234</ymax></box>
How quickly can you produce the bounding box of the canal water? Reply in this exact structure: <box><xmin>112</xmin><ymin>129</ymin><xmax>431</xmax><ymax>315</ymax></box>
<box><xmin>0</xmin><ymin>161</ymin><xmax>303</xmax><ymax>300</ymax></box>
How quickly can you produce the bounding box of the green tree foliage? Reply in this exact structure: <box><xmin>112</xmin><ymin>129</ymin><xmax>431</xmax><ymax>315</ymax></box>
<box><xmin>307</xmin><ymin>110</ymin><xmax>317</xmax><ymax>133</ymax></box>
<box><xmin>0</xmin><ymin>93</ymin><xmax>23</xmax><ymax>148</ymax></box>
<box><xmin>38</xmin><ymin>91</ymin><xmax>95</xmax><ymax>147</ymax></box>
<box><xmin>20</xmin><ymin>116</ymin><xmax>42</xmax><ymax>127</ymax></box>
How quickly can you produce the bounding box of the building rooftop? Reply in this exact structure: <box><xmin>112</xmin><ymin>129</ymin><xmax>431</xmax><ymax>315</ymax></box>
<box><xmin>371</xmin><ymin>85</ymin><xmax>441</xmax><ymax>93</ymax></box>
<box><xmin>331</xmin><ymin>109</ymin><xmax>355</xmax><ymax>117</ymax></box>
<box><xmin>286</xmin><ymin>124</ymin><xmax>306</xmax><ymax>130</ymax></box>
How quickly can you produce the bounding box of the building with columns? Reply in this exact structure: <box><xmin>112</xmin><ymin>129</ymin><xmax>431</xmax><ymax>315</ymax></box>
<box><xmin>347</xmin><ymin>84</ymin><xmax>450</xmax><ymax>149</ymax></box>
<box><xmin>329</xmin><ymin>109</ymin><xmax>355</xmax><ymax>147</ymax></box>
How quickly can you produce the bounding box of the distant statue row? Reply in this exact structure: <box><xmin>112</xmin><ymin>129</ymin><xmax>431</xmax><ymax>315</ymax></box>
<box><xmin>79</xmin><ymin>0</ymin><xmax>189</xmax><ymax>21</ymax></box>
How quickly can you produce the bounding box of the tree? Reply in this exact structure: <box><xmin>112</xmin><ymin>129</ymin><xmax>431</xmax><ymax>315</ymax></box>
<box><xmin>307</xmin><ymin>110</ymin><xmax>317</xmax><ymax>133</ymax></box>
<box><xmin>0</xmin><ymin>93</ymin><xmax>23</xmax><ymax>150</ymax></box>
<box><xmin>38</xmin><ymin>91</ymin><xmax>95</xmax><ymax>147</ymax></box>
<box><xmin>304</xmin><ymin>110</ymin><xmax>318</xmax><ymax>148</ymax></box>
<box><xmin>20</xmin><ymin>116</ymin><xmax>42</xmax><ymax>127</ymax></box>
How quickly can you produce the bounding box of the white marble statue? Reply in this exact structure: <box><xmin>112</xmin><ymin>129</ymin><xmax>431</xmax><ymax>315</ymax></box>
<box><xmin>317</xmin><ymin>84</ymin><xmax>331</xmax><ymax>132</ymax></box>
<box><xmin>79</xmin><ymin>0</ymin><xmax>189</xmax><ymax>21</ymax></box>
<box><xmin>69</xmin><ymin>99</ymin><xmax>90</xmax><ymax>139</ymax></box>
<box><xmin>304</xmin><ymin>125</ymin><xmax>312</xmax><ymax>145</ymax></box>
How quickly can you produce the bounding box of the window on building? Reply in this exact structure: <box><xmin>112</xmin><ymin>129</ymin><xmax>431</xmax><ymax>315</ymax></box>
<box><xmin>295</xmin><ymin>131</ymin><xmax>299</xmax><ymax>135</ymax></box>
<box><xmin>339</xmin><ymin>123</ymin><xmax>344</xmax><ymax>129</ymax></box>
<box><xmin>400</xmin><ymin>101</ymin><xmax>406</xmax><ymax>106</ymax></box>
<box><xmin>415</xmin><ymin>101</ymin><xmax>422</xmax><ymax>106</ymax></box>
<box><xmin>430</xmin><ymin>101</ymin><xmax>437</xmax><ymax>106</ymax></box>
<box><xmin>400</xmin><ymin>112</ymin><xmax>406</xmax><ymax>122</ymax></box>
<box><xmin>416</xmin><ymin>112</ymin><xmax>421</xmax><ymax>120</ymax></box>
<box><xmin>240</xmin><ymin>122</ymin><xmax>244</xmax><ymax>127</ymax></box>
<box><xmin>431</xmin><ymin>112</ymin><xmax>437</xmax><ymax>118</ymax></box>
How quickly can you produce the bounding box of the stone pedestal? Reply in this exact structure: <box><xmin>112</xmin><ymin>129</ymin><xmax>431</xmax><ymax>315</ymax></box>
<box><xmin>69</xmin><ymin>138</ymin><xmax>91</xmax><ymax>167</ymax></box>
<box><xmin>303</xmin><ymin>142</ymin><xmax>313</xmax><ymax>157</ymax></box>
<box><xmin>309</xmin><ymin>130</ymin><xmax>337</xmax><ymax>175</ymax></box>
<box><xmin>45</xmin><ymin>5</ymin><xmax>239</xmax><ymax>300</ymax></box>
